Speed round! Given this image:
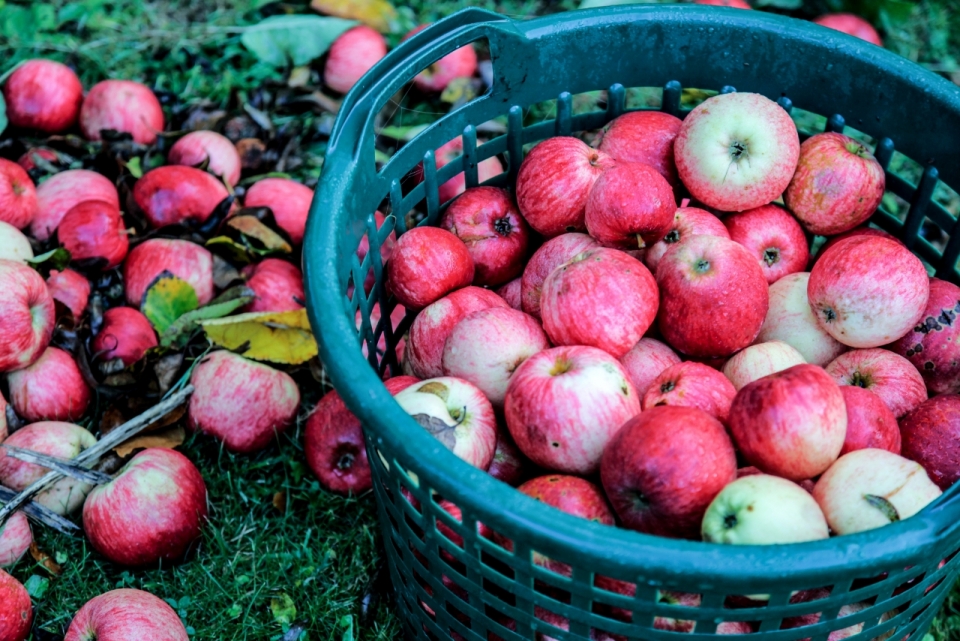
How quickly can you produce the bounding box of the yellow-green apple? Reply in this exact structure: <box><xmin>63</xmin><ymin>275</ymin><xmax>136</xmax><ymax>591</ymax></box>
<box><xmin>243</xmin><ymin>177</ymin><xmax>314</xmax><ymax>245</ymax></box>
<box><xmin>0</xmin><ymin>421</ymin><xmax>96</xmax><ymax>514</ymax></box>
<box><xmin>505</xmin><ymin>346</ymin><xmax>640</xmax><ymax>475</ymax></box>
<box><xmin>602</xmin><ymin>406</ymin><xmax>736</xmax><ymax>538</ymax></box>
<box><xmin>839</xmin><ymin>386</ymin><xmax>900</xmax><ymax>455</ymax></box>
<box><xmin>188</xmin><ymin>350</ymin><xmax>300</xmax><ymax>453</ymax></box>
<box><xmin>7</xmin><ymin>346</ymin><xmax>91</xmax><ymax>422</ymax></box>
<box><xmin>584</xmin><ymin>162</ymin><xmax>675</xmax><ymax>249</ymax></box>
<box><xmin>425</xmin><ymin>136</ymin><xmax>505</xmax><ymax>204</ymax></box>
<box><xmin>596</xmin><ymin>110</ymin><xmax>682</xmax><ymax>186</ymax></box>
<box><xmin>890</xmin><ymin>278</ymin><xmax>960</xmax><ymax>394</ymax></box>
<box><xmin>2</xmin><ymin>59</ymin><xmax>83</xmax><ymax>133</ymax></box>
<box><xmin>324</xmin><ymin>25</ymin><xmax>388</xmax><ymax>94</ymax></box>
<box><xmin>394</xmin><ymin>377</ymin><xmax>498</xmax><ymax>470</ymax></box>
<box><xmin>808</xmin><ymin>236</ymin><xmax>929</xmax><ymax>348</ymax></box>
<box><xmin>133</xmin><ymin>165</ymin><xmax>229</xmax><ymax>228</ymax></box>
<box><xmin>403</xmin><ymin>24</ymin><xmax>477</xmax><ymax>92</ymax></box>
<box><xmin>784</xmin><ymin>132</ymin><xmax>885</xmax><ymax>235</ymax></box>
<box><xmin>406</xmin><ymin>286</ymin><xmax>507</xmax><ymax>378</ymax></box>
<box><xmin>487</xmin><ymin>425</ymin><xmax>531</xmax><ymax>486</ymax></box>
<box><xmin>496</xmin><ymin>277</ymin><xmax>522</xmax><ymax>310</ymax></box>
<box><xmin>439</xmin><ymin>187</ymin><xmax>530</xmax><ymax>287</ymax></box>
<box><xmin>0</xmin><ymin>158</ymin><xmax>37</xmax><ymax>230</ymax></box>
<box><xmin>0</xmin><ymin>569</ymin><xmax>31</xmax><ymax>641</ymax></box>
<box><xmin>729</xmin><ymin>364</ymin><xmax>846</xmax><ymax>480</ymax></box>
<box><xmin>17</xmin><ymin>147</ymin><xmax>59</xmax><ymax>172</ymax></box>
<box><xmin>813</xmin><ymin>13</ymin><xmax>883</xmax><ymax>45</ymax></box>
<box><xmin>656</xmin><ymin>235</ymin><xmax>769</xmax><ymax>357</ymax></box>
<box><xmin>642</xmin><ymin>362</ymin><xmax>737</xmax><ymax>424</ymax></box>
<box><xmin>516</xmin><ymin>137</ymin><xmax>615</xmax><ymax>237</ymax></box>
<box><xmin>541</xmin><ymin>248</ymin><xmax>658</xmax><ymax>358</ymax></box>
<box><xmin>64</xmin><ymin>589</ymin><xmax>189</xmax><ymax>641</ymax></box>
<box><xmin>0</xmin><ymin>259</ymin><xmax>55</xmax><ymax>372</ymax></box>
<box><xmin>723</xmin><ymin>204</ymin><xmax>809</xmax><ymax>284</ymax></box>
<box><xmin>722</xmin><ymin>340</ymin><xmax>806</xmax><ymax>390</ymax></box>
<box><xmin>825</xmin><ymin>348</ymin><xmax>926</xmax><ymax>418</ymax></box>
<box><xmin>91</xmin><ymin>307</ymin><xmax>158</xmax><ymax>366</ymax></box>
<box><xmin>813</xmin><ymin>449</ymin><xmax>940</xmax><ymax>535</ymax></box>
<box><xmin>83</xmin><ymin>448</ymin><xmax>207</xmax><ymax>566</ymax></box>
<box><xmin>644</xmin><ymin>205</ymin><xmax>729</xmax><ymax>274</ymax></box>
<box><xmin>241</xmin><ymin>259</ymin><xmax>305</xmax><ymax>313</ymax></box>
<box><xmin>899</xmin><ymin>395</ymin><xmax>960</xmax><ymax>490</ymax></box>
<box><xmin>0</xmin><ymin>221</ymin><xmax>33</xmax><ymax>262</ymax></box>
<box><xmin>79</xmin><ymin>79</ymin><xmax>164</xmax><ymax>144</ymax></box>
<box><xmin>618</xmin><ymin>337</ymin><xmax>681</xmax><ymax>396</ymax></box>
<box><xmin>675</xmin><ymin>92</ymin><xmax>799</xmax><ymax>212</ymax></box>
<box><xmin>521</xmin><ymin>232</ymin><xmax>600</xmax><ymax>319</ymax></box>
<box><xmin>167</xmin><ymin>130</ymin><xmax>242</xmax><ymax>186</ymax></box>
<box><xmin>124</xmin><ymin>239</ymin><xmax>214</xmax><ymax>306</ymax></box>
<box><xmin>387</xmin><ymin>226</ymin><xmax>474</xmax><ymax>310</ymax></box>
<box><xmin>58</xmin><ymin>199</ymin><xmax>129</xmax><ymax>269</ymax></box>
<box><xmin>702</xmin><ymin>474</ymin><xmax>829</xmax><ymax>544</ymax></box>
<box><xmin>756</xmin><ymin>272</ymin><xmax>847</xmax><ymax>365</ymax></box>
<box><xmin>441</xmin><ymin>307</ymin><xmax>549</xmax><ymax>407</ymax></box>
<box><xmin>31</xmin><ymin>169</ymin><xmax>120</xmax><ymax>241</ymax></box>
<box><xmin>0</xmin><ymin>511</ymin><xmax>31</xmax><ymax>568</ymax></box>
<box><xmin>46</xmin><ymin>269</ymin><xmax>90</xmax><ymax>320</ymax></box>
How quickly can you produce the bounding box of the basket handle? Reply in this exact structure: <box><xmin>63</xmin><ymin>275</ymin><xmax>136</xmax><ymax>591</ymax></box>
<box><xmin>919</xmin><ymin>479</ymin><xmax>960</xmax><ymax>537</ymax></box>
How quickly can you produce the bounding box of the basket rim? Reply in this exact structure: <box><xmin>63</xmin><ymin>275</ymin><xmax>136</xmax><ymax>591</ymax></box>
<box><xmin>304</xmin><ymin>5</ymin><xmax>960</xmax><ymax>587</ymax></box>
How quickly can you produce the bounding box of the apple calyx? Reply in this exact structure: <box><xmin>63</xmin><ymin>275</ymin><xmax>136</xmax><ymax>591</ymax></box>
<box><xmin>493</xmin><ymin>217</ymin><xmax>513</xmax><ymax>236</ymax></box>
<box><xmin>763</xmin><ymin>247</ymin><xmax>781</xmax><ymax>266</ymax></box>
<box><xmin>694</xmin><ymin>258</ymin><xmax>711</xmax><ymax>274</ymax></box>
<box><xmin>728</xmin><ymin>140</ymin><xmax>749</xmax><ymax>163</ymax></box>
<box><xmin>336</xmin><ymin>449</ymin><xmax>356</xmax><ymax>471</ymax></box>
<box><xmin>549</xmin><ymin>357</ymin><xmax>573</xmax><ymax>376</ymax></box>
<box><xmin>660</xmin><ymin>380</ymin><xmax>675</xmax><ymax>394</ymax></box>
<box><xmin>849</xmin><ymin>370</ymin><xmax>873</xmax><ymax>388</ymax></box>
<box><xmin>663</xmin><ymin>229</ymin><xmax>681</xmax><ymax>244</ymax></box>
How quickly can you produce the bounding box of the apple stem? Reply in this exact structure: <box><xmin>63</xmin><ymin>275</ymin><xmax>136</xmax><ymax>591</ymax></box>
<box><xmin>636</xmin><ymin>233</ymin><xmax>646</xmax><ymax>249</ymax></box>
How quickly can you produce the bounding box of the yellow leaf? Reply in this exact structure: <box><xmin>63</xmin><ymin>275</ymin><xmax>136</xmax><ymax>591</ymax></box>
<box><xmin>200</xmin><ymin>309</ymin><xmax>318</xmax><ymax>365</ymax></box>
<box><xmin>310</xmin><ymin>0</ymin><xmax>397</xmax><ymax>32</ymax></box>
<box><xmin>114</xmin><ymin>425</ymin><xmax>186</xmax><ymax>458</ymax></box>
<box><xmin>227</xmin><ymin>215</ymin><xmax>293</xmax><ymax>253</ymax></box>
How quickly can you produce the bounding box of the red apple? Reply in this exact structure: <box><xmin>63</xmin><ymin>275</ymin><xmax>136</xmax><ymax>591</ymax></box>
<box><xmin>133</xmin><ymin>165</ymin><xmax>230</xmax><ymax>228</ymax></box>
<box><xmin>644</xmin><ymin>205</ymin><xmax>729</xmax><ymax>274</ymax></box>
<box><xmin>619</xmin><ymin>337</ymin><xmax>681</xmax><ymax>396</ymax></box>
<box><xmin>79</xmin><ymin>79</ymin><xmax>165</xmax><ymax>144</ymax></box>
<box><xmin>642</xmin><ymin>361</ymin><xmax>737</xmax><ymax>424</ymax></box>
<box><xmin>541</xmin><ymin>248</ymin><xmax>658</xmax><ymax>358</ymax></box>
<box><xmin>813</xmin><ymin>13</ymin><xmax>883</xmax><ymax>46</ymax></box>
<box><xmin>890</xmin><ymin>278</ymin><xmax>960</xmax><ymax>395</ymax></box>
<box><xmin>0</xmin><ymin>421</ymin><xmax>96</xmax><ymax>514</ymax></box>
<box><xmin>825</xmin><ymin>348</ymin><xmax>926</xmax><ymax>418</ymax></box>
<box><xmin>675</xmin><ymin>92</ymin><xmax>799</xmax><ymax>212</ymax></box>
<box><xmin>7</xmin><ymin>346</ymin><xmax>91</xmax><ymax>422</ymax></box>
<box><xmin>242</xmin><ymin>258</ymin><xmax>305</xmax><ymax>313</ymax></box>
<box><xmin>64</xmin><ymin>589</ymin><xmax>189</xmax><ymax>641</ymax></box>
<box><xmin>487</xmin><ymin>426</ymin><xmax>531</xmax><ymax>486</ymax></box>
<box><xmin>782</xmin><ymin>600</ymin><xmax>885</xmax><ymax>641</ymax></box>
<box><xmin>809</xmin><ymin>236</ymin><xmax>929</xmax><ymax>348</ymax></box>
<box><xmin>723</xmin><ymin>204</ymin><xmax>808</xmax><ymax>284</ymax></box>
<box><xmin>585</xmin><ymin>162</ymin><xmax>675</xmax><ymax>249</ymax></box>
<box><xmin>2</xmin><ymin>59</ymin><xmax>83</xmax><ymax>133</ymax></box>
<box><xmin>496</xmin><ymin>277</ymin><xmax>522</xmax><ymax>310</ymax></box>
<box><xmin>695</xmin><ymin>0</ymin><xmax>751</xmax><ymax>7</ymax></box>
<box><xmin>58</xmin><ymin>199</ymin><xmax>129</xmax><ymax>269</ymax></box>
<box><xmin>504</xmin><ymin>345</ymin><xmax>640</xmax><ymax>475</ymax></box>
<box><xmin>243</xmin><ymin>177</ymin><xmax>314</xmax><ymax>245</ymax></box>
<box><xmin>404</xmin><ymin>25</ymin><xmax>477</xmax><ymax>92</ymax></box>
<box><xmin>757</xmin><ymin>272</ymin><xmax>847</xmax><ymax>366</ymax></box>
<box><xmin>91</xmin><ymin>307</ymin><xmax>158</xmax><ymax>366</ymax></box>
<box><xmin>124</xmin><ymin>239</ymin><xmax>214</xmax><ymax>306</ymax></box>
<box><xmin>167</xmin><ymin>130</ymin><xmax>242</xmax><ymax>186</ymax></box>
<box><xmin>17</xmin><ymin>147</ymin><xmax>59</xmax><ymax>172</ymax></box>
<box><xmin>423</xmin><ymin>136</ymin><xmax>506</xmax><ymax>204</ymax></box>
<box><xmin>0</xmin><ymin>158</ymin><xmax>37</xmax><ymax>230</ymax></box>
<box><xmin>387</xmin><ymin>226</ymin><xmax>474</xmax><ymax>310</ymax></box>
<box><xmin>899</xmin><ymin>395</ymin><xmax>960</xmax><ymax>490</ymax></box>
<box><xmin>82</xmin><ymin>448</ymin><xmax>207</xmax><ymax>566</ymax></box>
<box><xmin>0</xmin><ymin>569</ymin><xmax>31</xmax><ymax>641</ymax></box>
<box><xmin>31</xmin><ymin>169</ymin><xmax>120</xmax><ymax>241</ymax></box>
<box><xmin>722</xmin><ymin>340</ymin><xmax>806</xmax><ymax>390</ymax></box>
<box><xmin>729</xmin><ymin>364</ymin><xmax>846</xmax><ymax>480</ymax></box>
<box><xmin>0</xmin><ymin>511</ymin><xmax>31</xmax><ymax>569</ymax></box>
<box><xmin>356</xmin><ymin>210</ymin><xmax>396</xmax><ymax>291</ymax></box>
<box><xmin>656</xmin><ymin>235</ymin><xmax>769</xmax><ymax>357</ymax></box>
<box><xmin>516</xmin><ymin>137</ymin><xmax>615</xmax><ymax>237</ymax></box>
<box><xmin>596</xmin><ymin>110</ymin><xmax>682</xmax><ymax>186</ymax></box>
<box><xmin>0</xmin><ymin>392</ymin><xmax>6</xmax><ymax>442</ymax></box>
<box><xmin>406</xmin><ymin>286</ymin><xmax>507</xmax><ymax>379</ymax></box>
<box><xmin>534</xmin><ymin>607</ymin><xmax>623</xmax><ymax>641</ymax></box>
<box><xmin>188</xmin><ymin>350</ymin><xmax>300</xmax><ymax>453</ymax></box>
<box><xmin>0</xmin><ymin>221</ymin><xmax>33</xmax><ymax>263</ymax></box>
<box><xmin>839</xmin><ymin>386</ymin><xmax>900</xmax><ymax>455</ymax></box>
<box><xmin>325</xmin><ymin>25</ymin><xmax>388</xmax><ymax>94</ymax></box>
<box><xmin>0</xmin><ymin>259</ymin><xmax>56</xmax><ymax>372</ymax></box>
<box><xmin>439</xmin><ymin>187</ymin><xmax>530</xmax><ymax>287</ymax></box>
<box><xmin>814</xmin><ymin>226</ymin><xmax>902</xmax><ymax>264</ymax></box>
<box><xmin>46</xmin><ymin>269</ymin><xmax>90</xmax><ymax>320</ymax></box>
<box><xmin>521</xmin><ymin>232</ymin><xmax>600</xmax><ymax>319</ymax></box>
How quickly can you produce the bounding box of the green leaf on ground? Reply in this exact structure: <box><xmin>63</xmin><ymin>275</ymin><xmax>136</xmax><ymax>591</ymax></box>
<box><xmin>160</xmin><ymin>286</ymin><xmax>256</xmax><ymax>348</ymax></box>
<box><xmin>141</xmin><ymin>272</ymin><xmax>199</xmax><ymax>334</ymax></box>
<box><xmin>241</xmin><ymin>15</ymin><xmax>357</xmax><ymax>67</ymax></box>
<box><xmin>26</xmin><ymin>248</ymin><xmax>71</xmax><ymax>273</ymax></box>
<box><xmin>271</xmin><ymin>593</ymin><xmax>297</xmax><ymax>628</ymax></box>
<box><xmin>23</xmin><ymin>575</ymin><xmax>50</xmax><ymax>599</ymax></box>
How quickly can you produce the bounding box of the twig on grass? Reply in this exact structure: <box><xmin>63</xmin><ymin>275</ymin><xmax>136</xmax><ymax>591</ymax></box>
<box><xmin>0</xmin><ymin>485</ymin><xmax>81</xmax><ymax>534</ymax></box>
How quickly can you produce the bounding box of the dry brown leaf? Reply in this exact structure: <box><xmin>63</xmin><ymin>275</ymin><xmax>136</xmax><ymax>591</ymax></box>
<box><xmin>99</xmin><ymin>406</ymin><xmax>126</xmax><ymax>436</ymax></box>
<box><xmin>272</xmin><ymin>492</ymin><xmax>287</xmax><ymax>514</ymax></box>
<box><xmin>30</xmin><ymin>542</ymin><xmax>62</xmax><ymax>576</ymax></box>
<box><xmin>310</xmin><ymin>0</ymin><xmax>396</xmax><ymax>32</ymax></box>
<box><xmin>113</xmin><ymin>424</ymin><xmax>186</xmax><ymax>458</ymax></box>
<box><xmin>227</xmin><ymin>215</ymin><xmax>293</xmax><ymax>253</ymax></box>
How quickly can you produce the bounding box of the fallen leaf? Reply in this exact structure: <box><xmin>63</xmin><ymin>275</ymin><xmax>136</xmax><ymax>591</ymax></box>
<box><xmin>227</xmin><ymin>215</ymin><xmax>293</xmax><ymax>253</ymax></box>
<box><xmin>26</xmin><ymin>247</ymin><xmax>71</xmax><ymax>273</ymax></box>
<box><xmin>141</xmin><ymin>272</ymin><xmax>199</xmax><ymax>334</ymax></box>
<box><xmin>242</xmin><ymin>15</ymin><xmax>356</xmax><ymax>67</ymax></box>
<box><xmin>310</xmin><ymin>0</ymin><xmax>397</xmax><ymax>32</ymax></box>
<box><xmin>22</xmin><ymin>575</ymin><xmax>49</xmax><ymax>599</ymax></box>
<box><xmin>201</xmin><ymin>309</ymin><xmax>318</xmax><ymax>365</ymax></box>
<box><xmin>288</xmin><ymin>66</ymin><xmax>313</xmax><ymax>88</ymax></box>
<box><xmin>439</xmin><ymin>76</ymin><xmax>479</xmax><ymax>107</ymax></box>
<box><xmin>30</xmin><ymin>542</ymin><xmax>62</xmax><ymax>576</ymax></box>
<box><xmin>272</xmin><ymin>491</ymin><xmax>287</xmax><ymax>514</ymax></box>
<box><xmin>99</xmin><ymin>406</ymin><xmax>126</xmax><ymax>435</ymax></box>
<box><xmin>207</xmin><ymin>236</ymin><xmax>263</xmax><ymax>265</ymax></box>
<box><xmin>114</xmin><ymin>424</ymin><xmax>186</xmax><ymax>458</ymax></box>
<box><xmin>339</xmin><ymin>615</ymin><xmax>355</xmax><ymax>641</ymax></box>
<box><xmin>271</xmin><ymin>593</ymin><xmax>297</xmax><ymax>628</ymax></box>
<box><xmin>411</xmin><ymin>414</ymin><xmax>457</xmax><ymax>450</ymax></box>
<box><xmin>160</xmin><ymin>286</ymin><xmax>256</xmax><ymax>348</ymax></box>
<box><xmin>155</xmin><ymin>353</ymin><xmax>185</xmax><ymax>394</ymax></box>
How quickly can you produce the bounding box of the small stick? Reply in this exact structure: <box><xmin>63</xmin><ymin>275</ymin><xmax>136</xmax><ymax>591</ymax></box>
<box><xmin>0</xmin><ymin>485</ymin><xmax>81</xmax><ymax>534</ymax></box>
<box><xmin>0</xmin><ymin>447</ymin><xmax>114</xmax><ymax>485</ymax></box>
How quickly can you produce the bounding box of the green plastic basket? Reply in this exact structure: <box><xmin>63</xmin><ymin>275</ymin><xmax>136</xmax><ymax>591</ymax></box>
<box><xmin>304</xmin><ymin>6</ymin><xmax>960</xmax><ymax>640</ymax></box>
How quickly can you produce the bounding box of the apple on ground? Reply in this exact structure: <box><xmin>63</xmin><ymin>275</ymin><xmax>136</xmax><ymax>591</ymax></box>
<box><xmin>756</xmin><ymin>272</ymin><xmax>847</xmax><ymax>366</ymax></box>
<box><xmin>17</xmin><ymin>147</ymin><xmax>59</xmax><ymax>173</ymax></box>
<box><xmin>642</xmin><ymin>361</ymin><xmax>737</xmax><ymax>424</ymax></box>
<box><xmin>813</xmin><ymin>448</ymin><xmax>941</xmax><ymax>535</ymax></box>
<box><xmin>2</xmin><ymin>58</ymin><xmax>83</xmax><ymax>133</ymax></box>
<box><xmin>324</xmin><ymin>26</ymin><xmax>388</xmax><ymax>94</ymax></box>
<box><xmin>242</xmin><ymin>259</ymin><xmax>305</xmax><ymax>313</ymax></box>
<box><xmin>674</xmin><ymin>92</ymin><xmax>799</xmax><ymax>212</ymax></box>
<box><xmin>0</xmin><ymin>158</ymin><xmax>38</xmax><ymax>230</ymax></box>
<box><xmin>584</xmin><ymin>162</ymin><xmax>676</xmax><ymax>249</ymax></box>
<box><xmin>656</xmin><ymin>235</ymin><xmax>769</xmax><ymax>357</ymax></box>
<box><xmin>504</xmin><ymin>345</ymin><xmax>640</xmax><ymax>475</ymax></box>
<box><xmin>91</xmin><ymin>307</ymin><xmax>158</xmax><ymax>367</ymax></box>
<box><xmin>839</xmin><ymin>386</ymin><xmax>900</xmax><ymax>455</ymax></box>
<box><xmin>133</xmin><ymin>165</ymin><xmax>230</xmax><ymax>228</ymax></box>
<box><xmin>58</xmin><ymin>199</ymin><xmax>129</xmax><ymax>269</ymax></box>
<box><xmin>619</xmin><ymin>337</ymin><xmax>681</xmax><ymax>397</ymax></box>
<box><xmin>7</xmin><ymin>346</ymin><xmax>91</xmax><ymax>422</ymax></box>
<box><xmin>602</xmin><ymin>405</ymin><xmax>736</xmax><ymax>538</ymax></box>
<box><xmin>0</xmin><ymin>421</ymin><xmax>97</xmax><ymax>514</ymax></box>
<box><xmin>403</xmin><ymin>25</ymin><xmax>478</xmax><ymax>92</ymax></box>
<box><xmin>644</xmin><ymin>205</ymin><xmax>729</xmax><ymax>274</ymax></box>
<box><xmin>387</xmin><ymin>226</ymin><xmax>474</xmax><ymax>310</ymax></box>
<box><xmin>243</xmin><ymin>177</ymin><xmax>314</xmax><ymax>245</ymax></box>
<box><xmin>0</xmin><ymin>221</ymin><xmax>33</xmax><ymax>262</ymax></box>
<box><xmin>890</xmin><ymin>277</ymin><xmax>960</xmax><ymax>395</ymax></box>
<box><xmin>596</xmin><ymin>110</ymin><xmax>683</xmax><ymax>186</ymax></box>
<box><xmin>723</xmin><ymin>204</ymin><xmax>809</xmax><ymax>284</ymax></box>
<box><xmin>825</xmin><ymin>348</ymin><xmax>926</xmax><ymax>418</ymax></box>
<box><xmin>899</xmin><ymin>395</ymin><xmax>960</xmax><ymax>490</ymax></box>
<box><xmin>0</xmin><ymin>569</ymin><xmax>32</xmax><ymax>641</ymax></box>
<box><xmin>541</xmin><ymin>248</ymin><xmax>658</xmax><ymax>358</ymax></box>
<box><xmin>496</xmin><ymin>277</ymin><xmax>522</xmax><ymax>310</ymax></box>
<box><xmin>426</xmin><ymin>136</ymin><xmax>505</xmax><ymax>204</ymax></box>
<box><xmin>728</xmin><ymin>364</ymin><xmax>847</xmax><ymax>481</ymax></box>
<box><xmin>167</xmin><ymin>130</ymin><xmax>242</xmax><ymax>186</ymax></box>
<box><xmin>0</xmin><ymin>259</ymin><xmax>56</xmax><ymax>373</ymax></box>
<box><xmin>813</xmin><ymin>13</ymin><xmax>883</xmax><ymax>45</ymax></box>
<box><xmin>31</xmin><ymin>169</ymin><xmax>120</xmax><ymax>241</ymax></box>
<box><xmin>79</xmin><ymin>79</ymin><xmax>165</xmax><ymax>144</ymax></box>
<box><xmin>521</xmin><ymin>232</ymin><xmax>600</xmax><ymax>319</ymax></box>
<box><xmin>124</xmin><ymin>239</ymin><xmax>214</xmax><ymax>306</ymax></box>
<box><xmin>808</xmin><ymin>236</ymin><xmax>929</xmax><ymax>348</ymax></box>
<box><xmin>0</xmin><ymin>511</ymin><xmax>32</xmax><ymax>568</ymax></box>
<box><xmin>63</xmin><ymin>588</ymin><xmax>190</xmax><ymax>641</ymax></box>
<box><xmin>722</xmin><ymin>340</ymin><xmax>806</xmax><ymax>390</ymax></box>
<box><xmin>46</xmin><ymin>269</ymin><xmax>90</xmax><ymax>320</ymax></box>
<box><xmin>188</xmin><ymin>350</ymin><xmax>300</xmax><ymax>453</ymax></box>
